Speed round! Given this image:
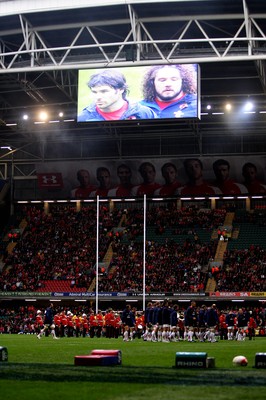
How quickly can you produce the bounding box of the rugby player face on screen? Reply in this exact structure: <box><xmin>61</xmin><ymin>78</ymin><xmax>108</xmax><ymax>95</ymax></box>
<box><xmin>153</xmin><ymin>67</ymin><xmax>183</xmax><ymax>102</ymax></box>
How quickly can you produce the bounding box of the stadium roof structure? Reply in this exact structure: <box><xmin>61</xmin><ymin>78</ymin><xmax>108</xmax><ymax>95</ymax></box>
<box><xmin>0</xmin><ymin>0</ymin><xmax>266</xmax><ymax>165</ymax></box>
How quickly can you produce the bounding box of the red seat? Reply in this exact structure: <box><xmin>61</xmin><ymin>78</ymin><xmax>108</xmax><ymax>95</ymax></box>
<box><xmin>37</xmin><ymin>280</ymin><xmax>87</xmax><ymax>293</ymax></box>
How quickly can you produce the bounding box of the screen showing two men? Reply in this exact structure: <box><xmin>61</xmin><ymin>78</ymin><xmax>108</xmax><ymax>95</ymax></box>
<box><xmin>77</xmin><ymin>64</ymin><xmax>200</xmax><ymax>122</ymax></box>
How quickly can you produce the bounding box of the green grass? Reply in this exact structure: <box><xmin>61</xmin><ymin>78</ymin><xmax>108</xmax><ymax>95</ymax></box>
<box><xmin>0</xmin><ymin>335</ymin><xmax>266</xmax><ymax>400</ymax></box>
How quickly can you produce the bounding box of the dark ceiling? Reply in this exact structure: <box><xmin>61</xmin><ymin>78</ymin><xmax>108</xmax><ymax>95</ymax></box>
<box><xmin>0</xmin><ymin>0</ymin><xmax>266</xmax><ymax>158</ymax></box>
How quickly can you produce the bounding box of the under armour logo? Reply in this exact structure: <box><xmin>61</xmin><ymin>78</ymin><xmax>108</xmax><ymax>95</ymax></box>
<box><xmin>37</xmin><ymin>173</ymin><xmax>63</xmax><ymax>189</ymax></box>
<box><xmin>42</xmin><ymin>175</ymin><xmax>58</xmax><ymax>184</ymax></box>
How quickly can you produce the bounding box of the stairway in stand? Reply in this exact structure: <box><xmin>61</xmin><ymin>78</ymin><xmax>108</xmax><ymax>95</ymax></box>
<box><xmin>205</xmin><ymin>277</ymin><xmax>217</xmax><ymax>292</ymax></box>
<box><xmin>206</xmin><ymin>211</ymin><xmax>235</xmax><ymax>293</ymax></box>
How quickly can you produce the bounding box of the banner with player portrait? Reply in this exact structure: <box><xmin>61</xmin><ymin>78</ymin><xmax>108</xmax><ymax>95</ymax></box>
<box><xmin>30</xmin><ymin>155</ymin><xmax>266</xmax><ymax>200</ymax></box>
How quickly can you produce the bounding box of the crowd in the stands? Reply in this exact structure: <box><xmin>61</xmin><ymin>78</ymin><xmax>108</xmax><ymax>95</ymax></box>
<box><xmin>0</xmin><ymin>204</ymin><xmax>226</xmax><ymax>294</ymax></box>
<box><xmin>98</xmin><ymin>239</ymin><xmax>215</xmax><ymax>293</ymax></box>
<box><xmin>214</xmin><ymin>246</ymin><xmax>266</xmax><ymax>292</ymax></box>
<box><xmin>0</xmin><ymin>205</ymin><xmax>122</xmax><ymax>292</ymax></box>
<box><xmin>0</xmin><ymin>203</ymin><xmax>265</xmax><ymax>295</ymax></box>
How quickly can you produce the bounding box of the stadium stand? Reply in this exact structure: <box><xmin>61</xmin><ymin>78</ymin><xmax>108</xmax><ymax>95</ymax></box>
<box><xmin>0</xmin><ymin>203</ymin><xmax>265</xmax><ymax>296</ymax></box>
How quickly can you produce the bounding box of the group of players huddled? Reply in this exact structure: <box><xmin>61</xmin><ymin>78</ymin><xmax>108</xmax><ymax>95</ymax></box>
<box><xmin>137</xmin><ymin>300</ymin><xmax>264</xmax><ymax>343</ymax></box>
<box><xmin>35</xmin><ymin>303</ymin><xmax>123</xmax><ymax>339</ymax></box>
<box><xmin>32</xmin><ymin>300</ymin><xmax>265</xmax><ymax>343</ymax></box>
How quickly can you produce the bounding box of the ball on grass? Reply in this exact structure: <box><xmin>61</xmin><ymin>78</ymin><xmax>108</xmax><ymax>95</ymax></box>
<box><xmin>232</xmin><ymin>355</ymin><xmax>248</xmax><ymax>366</ymax></box>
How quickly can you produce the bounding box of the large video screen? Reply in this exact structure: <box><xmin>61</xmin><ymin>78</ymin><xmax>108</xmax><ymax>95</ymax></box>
<box><xmin>77</xmin><ymin>64</ymin><xmax>200</xmax><ymax>122</ymax></box>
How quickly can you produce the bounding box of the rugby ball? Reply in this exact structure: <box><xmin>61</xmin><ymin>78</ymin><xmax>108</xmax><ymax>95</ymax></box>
<box><xmin>232</xmin><ymin>355</ymin><xmax>248</xmax><ymax>366</ymax></box>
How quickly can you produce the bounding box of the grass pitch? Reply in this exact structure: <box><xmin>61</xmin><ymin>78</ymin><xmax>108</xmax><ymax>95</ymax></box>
<box><xmin>0</xmin><ymin>335</ymin><xmax>265</xmax><ymax>400</ymax></box>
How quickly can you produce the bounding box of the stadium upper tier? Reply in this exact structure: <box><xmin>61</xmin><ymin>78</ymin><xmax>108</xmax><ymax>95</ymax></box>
<box><xmin>0</xmin><ymin>202</ymin><xmax>265</xmax><ymax>302</ymax></box>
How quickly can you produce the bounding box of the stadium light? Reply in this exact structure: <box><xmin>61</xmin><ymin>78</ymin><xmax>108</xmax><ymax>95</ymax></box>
<box><xmin>244</xmin><ymin>101</ymin><xmax>254</xmax><ymax>112</ymax></box>
<box><xmin>39</xmin><ymin>111</ymin><xmax>49</xmax><ymax>121</ymax></box>
<box><xmin>0</xmin><ymin>146</ymin><xmax>12</xmax><ymax>151</ymax></box>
